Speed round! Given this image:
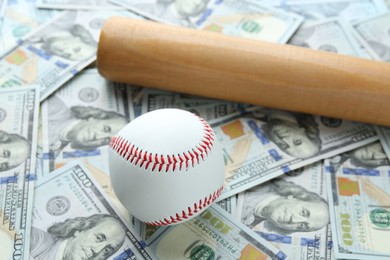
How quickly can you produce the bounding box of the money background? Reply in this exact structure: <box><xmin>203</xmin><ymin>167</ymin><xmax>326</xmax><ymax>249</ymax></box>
<box><xmin>1</xmin><ymin>0</ymin><xmax>390</xmax><ymax>259</ymax></box>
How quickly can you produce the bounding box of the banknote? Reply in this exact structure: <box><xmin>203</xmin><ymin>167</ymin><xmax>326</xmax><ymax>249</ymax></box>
<box><xmin>176</xmin><ymin>94</ymin><xmax>231</xmax><ymax>109</ymax></box>
<box><xmin>0</xmin><ymin>0</ymin><xmax>7</xmax><ymax>22</ymax></box>
<box><xmin>36</xmin><ymin>0</ymin><xmax>121</xmax><ymax>10</ymax></box>
<box><xmin>184</xmin><ymin>103</ymin><xmax>248</xmax><ymax>121</ymax></box>
<box><xmin>217</xmin><ymin>195</ymin><xmax>237</xmax><ymax>215</ymax></box>
<box><xmin>376</xmin><ymin>126</ymin><xmax>390</xmax><ymax>160</ymax></box>
<box><xmin>41</xmin><ymin>68</ymin><xmax>132</xmax><ymax>177</ymax></box>
<box><xmin>351</xmin><ymin>12</ymin><xmax>390</xmax><ymax>62</ymax></box>
<box><xmin>140</xmin><ymin>89</ymin><xmax>177</xmax><ymax>114</ymax></box>
<box><xmin>0</xmin><ymin>0</ymin><xmax>60</xmax><ymax>56</ymax></box>
<box><xmin>193</xmin><ymin>0</ymin><xmax>304</xmax><ymax>43</ymax></box>
<box><xmin>146</xmin><ymin>205</ymin><xmax>287</xmax><ymax>259</ymax></box>
<box><xmin>141</xmin><ymin>88</ymin><xmax>248</xmax><ymax>121</ymax></box>
<box><xmin>237</xmin><ymin>162</ymin><xmax>333</xmax><ymax>260</ymax></box>
<box><xmin>35</xmin><ymin>109</ymin><xmax>44</xmax><ymax>181</ymax></box>
<box><xmin>325</xmin><ymin>141</ymin><xmax>390</xmax><ymax>259</ymax></box>
<box><xmin>288</xmin><ymin>18</ymin><xmax>365</xmax><ymax>57</ymax></box>
<box><xmin>109</xmin><ymin>0</ymin><xmax>210</xmax><ymax>28</ymax></box>
<box><xmin>351</xmin><ymin>32</ymin><xmax>377</xmax><ymax>60</ymax></box>
<box><xmin>110</xmin><ymin>0</ymin><xmax>303</xmax><ymax>43</ymax></box>
<box><xmin>0</xmin><ymin>86</ymin><xmax>40</xmax><ymax>260</ymax></box>
<box><xmin>210</xmin><ymin>106</ymin><xmax>378</xmax><ymax>200</ymax></box>
<box><xmin>31</xmin><ymin>161</ymin><xmax>154</xmax><ymax>259</ymax></box>
<box><xmin>277</xmin><ymin>0</ymin><xmax>388</xmax><ymax>23</ymax></box>
<box><xmin>125</xmin><ymin>85</ymin><xmax>144</xmax><ymax>120</ymax></box>
<box><xmin>0</xmin><ymin>10</ymin><xmax>143</xmax><ymax>101</ymax></box>
<box><xmin>130</xmin><ymin>195</ymin><xmax>237</xmax><ymax>242</ymax></box>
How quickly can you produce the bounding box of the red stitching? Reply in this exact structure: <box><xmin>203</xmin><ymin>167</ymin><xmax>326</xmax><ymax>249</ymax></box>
<box><xmin>109</xmin><ymin>114</ymin><xmax>216</xmax><ymax>173</ymax></box>
<box><xmin>144</xmin><ymin>185</ymin><xmax>224</xmax><ymax>226</ymax></box>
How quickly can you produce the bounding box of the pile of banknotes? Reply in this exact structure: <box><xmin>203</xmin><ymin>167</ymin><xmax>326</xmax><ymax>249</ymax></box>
<box><xmin>1</xmin><ymin>0</ymin><xmax>390</xmax><ymax>259</ymax></box>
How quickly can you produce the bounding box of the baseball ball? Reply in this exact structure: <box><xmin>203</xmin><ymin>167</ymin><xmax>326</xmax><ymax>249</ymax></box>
<box><xmin>108</xmin><ymin>108</ymin><xmax>225</xmax><ymax>226</ymax></box>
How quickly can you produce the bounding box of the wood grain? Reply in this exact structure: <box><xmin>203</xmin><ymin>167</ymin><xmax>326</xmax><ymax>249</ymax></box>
<box><xmin>97</xmin><ymin>16</ymin><xmax>390</xmax><ymax>126</ymax></box>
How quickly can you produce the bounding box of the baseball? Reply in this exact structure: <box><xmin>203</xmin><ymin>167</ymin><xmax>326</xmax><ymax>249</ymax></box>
<box><xmin>108</xmin><ymin>108</ymin><xmax>225</xmax><ymax>226</ymax></box>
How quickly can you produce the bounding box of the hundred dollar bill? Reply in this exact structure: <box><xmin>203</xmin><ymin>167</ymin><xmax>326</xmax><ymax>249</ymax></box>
<box><xmin>141</xmin><ymin>88</ymin><xmax>248</xmax><ymax>121</ymax></box>
<box><xmin>36</xmin><ymin>0</ymin><xmax>121</xmax><ymax>10</ymax></box>
<box><xmin>0</xmin><ymin>0</ymin><xmax>60</xmax><ymax>56</ymax></box>
<box><xmin>351</xmin><ymin>32</ymin><xmax>377</xmax><ymax>60</ymax></box>
<box><xmin>0</xmin><ymin>10</ymin><xmax>143</xmax><ymax>101</ymax></box>
<box><xmin>35</xmin><ymin>109</ymin><xmax>44</xmax><ymax>181</ymax></box>
<box><xmin>141</xmin><ymin>89</ymin><xmax>178</xmax><ymax>114</ymax></box>
<box><xmin>174</xmin><ymin>92</ymin><xmax>236</xmax><ymax>109</ymax></box>
<box><xmin>38</xmin><ymin>70</ymin><xmax>132</xmax><ymax>222</ymax></box>
<box><xmin>217</xmin><ymin>195</ymin><xmax>237</xmax><ymax>215</ymax></box>
<box><xmin>130</xmin><ymin>196</ymin><xmax>237</xmax><ymax>243</ymax></box>
<box><xmin>193</xmin><ymin>0</ymin><xmax>304</xmax><ymax>43</ymax></box>
<box><xmin>0</xmin><ymin>0</ymin><xmax>7</xmax><ymax>21</ymax></box>
<box><xmin>125</xmin><ymin>85</ymin><xmax>144</xmax><ymax>120</ymax></box>
<box><xmin>131</xmin><ymin>194</ymin><xmax>237</xmax><ymax>243</ymax></box>
<box><xmin>376</xmin><ymin>126</ymin><xmax>390</xmax><ymax>158</ymax></box>
<box><xmin>132</xmin><ymin>195</ymin><xmax>238</xmax><ymax>243</ymax></box>
<box><xmin>277</xmin><ymin>0</ymin><xmax>388</xmax><ymax>23</ymax></box>
<box><xmin>211</xmin><ymin>106</ymin><xmax>378</xmax><ymax>200</ymax></box>
<box><xmin>31</xmin><ymin>161</ymin><xmax>154</xmax><ymax>259</ymax></box>
<box><xmin>351</xmin><ymin>12</ymin><xmax>390</xmax><ymax>62</ymax></box>
<box><xmin>288</xmin><ymin>18</ymin><xmax>365</xmax><ymax>57</ymax></box>
<box><xmin>184</xmin><ymin>103</ymin><xmax>247</xmax><ymax>121</ymax></box>
<box><xmin>110</xmin><ymin>0</ymin><xmax>303</xmax><ymax>43</ymax></box>
<box><xmin>41</xmin><ymin>68</ymin><xmax>132</xmax><ymax>177</ymax></box>
<box><xmin>237</xmin><ymin>162</ymin><xmax>333</xmax><ymax>260</ymax></box>
<box><xmin>146</xmin><ymin>205</ymin><xmax>287</xmax><ymax>259</ymax></box>
<box><xmin>109</xmin><ymin>0</ymin><xmax>210</xmax><ymax>28</ymax></box>
<box><xmin>0</xmin><ymin>86</ymin><xmax>40</xmax><ymax>260</ymax></box>
<box><xmin>325</xmin><ymin>141</ymin><xmax>390</xmax><ymax>259</ymax></box>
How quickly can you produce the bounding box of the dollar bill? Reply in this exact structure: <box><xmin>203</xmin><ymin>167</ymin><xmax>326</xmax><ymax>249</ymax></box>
<box><xmin>140</xmin><ymin>89</ymin><xmax>178</xmax><ymax>114</ymax></box>
<box><xmin>125</xmin><ymin>85</ymin><xmax>144</xmax><ymax>120</ymax></box>
<box><xmin>325</xmin><ymin>141</ymin><xmax>390</xmax><ymax>259</ymax></box>
<box><xmin>41</xmin><ymin>68</ymin><xmax>132</xmax><ymax>177</ymax></box>
<box><xmin>35</xmin><ymin>109</ymin><xmax>44</xmax><ymax>181</ymax></box>
<box><xmin>0</xmin><ymin>10</ymin><xmax>143</xmax><ymax>101</ymax></box>
<box><xmin>40</xmin><ymin>78</ymin><xmax>135</xmax><ymax>223</ymax></box>
<box><xmin>211</xmin><ymin>106</ymin><xmax>378</xmax><ymax>200</ymax></box>
<box><xmin>184</xmin><ymin>103</ymin><xmax>247</xmax><ymax>121</ymax></box>
<box><xmin>376</xmin><ymin>126</ymin><xmax>390</xmax><ymax>160</ymax></box>
<box><xmin>217</xmin><ymin>195</ymin><xmax>237</xmax><ymax>215</ymax></box>
<box><xmin>193</xmin><ymin>0</ymin><xmax>304</xmax><ymax>43</ymax></box>
<box><xmin>109</xmin><ymin>0</ymin><xmax>210</xmax><ymax>28</ymax></box>
<box><xmin>0</xmin><ymin>0</ymin><xmax>7</xmax><ymax>22</ymax></box>
<box><xmin>36</xmin><ymin>0</ymin><xmax>121</xmax><ymax>10</ymax></box>
<box><xmin>0</xmin><ymin>0</ymin><xmax>60</xmax><ymax>56</ymax></box>
<box><xmin>237</xmin><ymin>162</ymin><xmax>333</xmax><ymax>260</ymax></box>
<box><xmin>129</xmin><ymin>195</ymin><xmax>238</xmax><ymax>244</ymax></box>
<box><xmin>31</xmin><ymin>161</ymin><xmax>154</xmax><ymax>259</ymax></box>
<box><xmin>276</xmin><ymin>0</ymin><xmax>387</xmax><ymax>23</ymax></box>
<box><xmin>351</xmin><ymin>12</ymin><xmax>390</xmax><ymax>62</ymax></box>
<box><xmin>0</xmin><ymin>86</ymin><xmax>40</xmax><ymax>260</ymax></box>
<box><xmin>351</xmin><ymin>32</ymin><xmax>377</xmax><ymax>60</ymax></box>
<box><xmin>141</xmin><ymin>88</ymin><xmax>248</xmax><ymax>121</ymax></box>
<box><xmin>110</xmin><ymin>0</ymin><xmax>303</xmax><ymax>43</ymax></box>
<box><xmin>178</xmin><ymin>95</ymin><xmax>230</xmax><ymax>108</ymax></box>
<box><xmin>146</xmin><ymin>205</ymin><xmax>287</xmax><ymax>259</ymax></box>
<box><xmin>288</xmin><ymin>18</ymin><xmax>365</xmax><ymax>57</ymax></box>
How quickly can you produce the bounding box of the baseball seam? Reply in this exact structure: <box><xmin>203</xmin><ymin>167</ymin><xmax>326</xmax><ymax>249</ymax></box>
<box><xmin>109</xmin><ymin>115</ymin><xmax>215</xmax><ymax>173</ymax></box>
<box><xmin>144</xmin><ymin>185</ymin><xmax>224</xmax><ymax>226</ymax></box>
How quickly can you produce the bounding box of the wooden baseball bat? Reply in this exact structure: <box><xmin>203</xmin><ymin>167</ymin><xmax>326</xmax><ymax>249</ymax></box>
<box><xmin>97</xmin><ymin>17</ymin><xmax>390</xmax><ymax>126</ymax></box>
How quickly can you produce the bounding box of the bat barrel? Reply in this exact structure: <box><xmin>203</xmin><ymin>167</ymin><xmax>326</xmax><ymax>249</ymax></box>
<box><xmin>97</xmin><ymin>16</ymin><xmax>390</xmax><ymax>126</ymax></box>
